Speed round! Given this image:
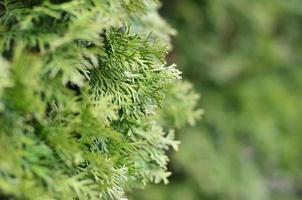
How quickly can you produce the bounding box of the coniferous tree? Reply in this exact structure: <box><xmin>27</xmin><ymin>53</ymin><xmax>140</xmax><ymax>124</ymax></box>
<box><xmin>0</xmin><ymin>0</ymin><xmax>200</xmax><ymax>199</ymax></box>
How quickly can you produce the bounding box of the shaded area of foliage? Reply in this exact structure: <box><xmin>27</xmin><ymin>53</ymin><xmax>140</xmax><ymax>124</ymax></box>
<box><xmin>134</xmin><ymin>0</ymin><xmax>302</xmax><ymax>200</ymax></box>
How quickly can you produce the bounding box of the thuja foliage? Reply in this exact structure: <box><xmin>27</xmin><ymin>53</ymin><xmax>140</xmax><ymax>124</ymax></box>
<box><xmin>0</xmin><ymin>0</ymin><xmax>200</xmax><ymax>199</ymax></box>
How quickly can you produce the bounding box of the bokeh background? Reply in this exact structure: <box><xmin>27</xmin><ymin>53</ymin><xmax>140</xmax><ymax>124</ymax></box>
<box><xmin>134</xmin><ymin>0</ymin><xmax>302</xmax><ymax>200</ymax></box>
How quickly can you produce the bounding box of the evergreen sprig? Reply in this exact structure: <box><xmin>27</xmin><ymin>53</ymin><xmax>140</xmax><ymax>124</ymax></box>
<box><xmin>0</xmin><ymin>0</ymin><xmax>200</xmax><ymax>199</ymax></box>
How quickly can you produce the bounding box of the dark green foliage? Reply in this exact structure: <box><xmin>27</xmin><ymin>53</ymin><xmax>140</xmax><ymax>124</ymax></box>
<box><xmin>0</xmin><ymin>0</ymin><xmax>200</xmax><ymax>199</ymax></box>
<box><xmin>135</xmin><ymin>0</ymin><xmax>302</xmax><ymax>200</ymax></box>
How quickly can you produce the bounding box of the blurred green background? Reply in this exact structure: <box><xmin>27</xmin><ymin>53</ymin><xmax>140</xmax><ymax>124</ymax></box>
<box><xmin>134</xmin><ymin>0</ymin><xmax>302</xmax><ymax>200</ymax></box>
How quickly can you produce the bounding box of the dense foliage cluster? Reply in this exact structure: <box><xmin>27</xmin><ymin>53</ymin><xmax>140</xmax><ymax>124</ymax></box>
<box><xmin>0</xmin><ymin>0</ymin><xmax>200</xmax><ymax>199</ymax></box>
<box><xmin>135</xmin><ymin>0</ymin><xmax>302</xmax><ymax>200</ymax></box>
